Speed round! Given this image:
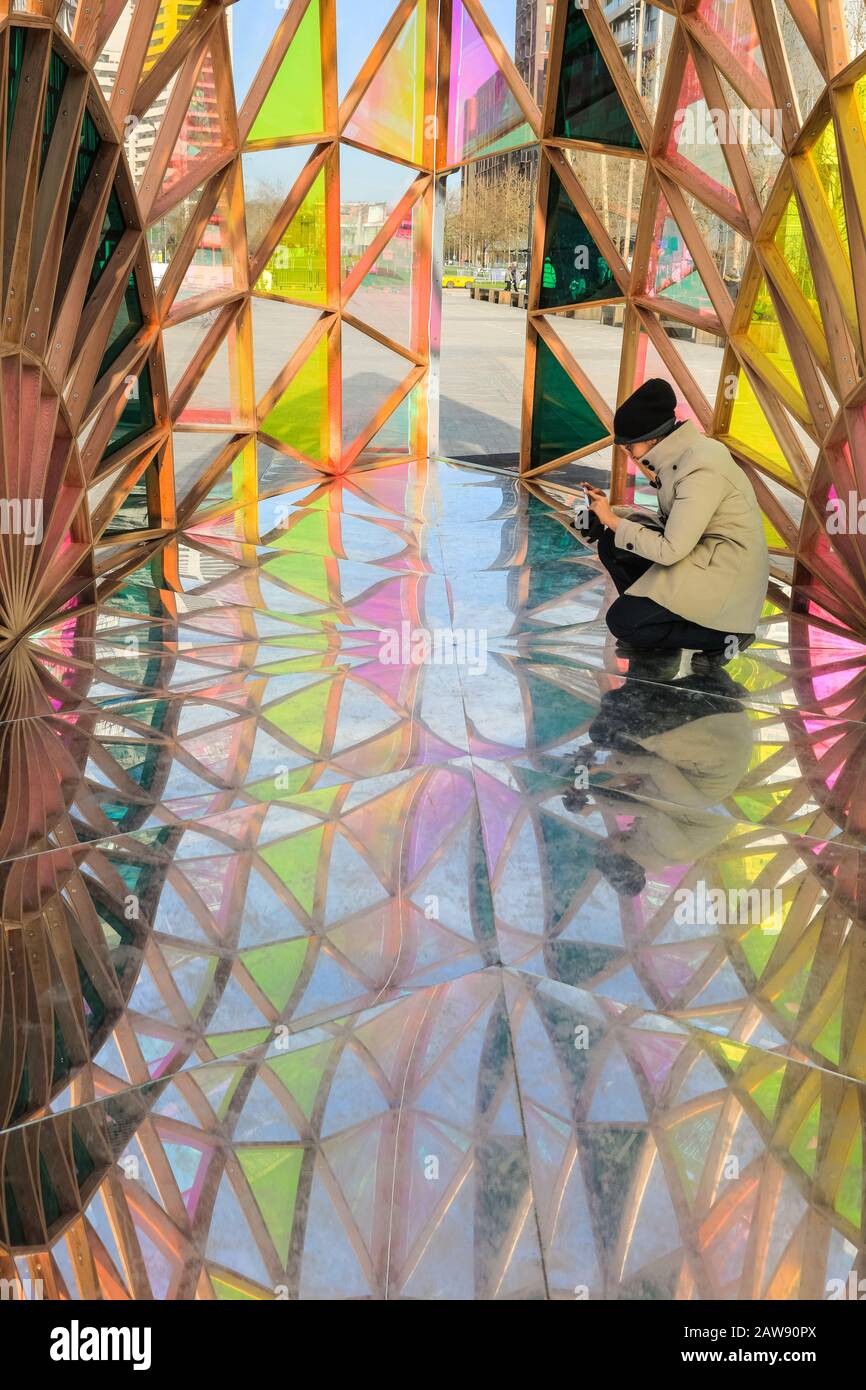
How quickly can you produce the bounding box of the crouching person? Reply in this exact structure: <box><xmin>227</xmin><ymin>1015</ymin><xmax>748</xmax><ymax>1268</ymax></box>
<box><xmin>582</xmin><ymin>379</ymin><xmax>769</xmax><ymax>670</ymax></box>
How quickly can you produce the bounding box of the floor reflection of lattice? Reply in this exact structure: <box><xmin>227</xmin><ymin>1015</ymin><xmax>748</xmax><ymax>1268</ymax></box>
<box><xmin>2</xmin><ymin>460</ymin><xmax>865</xmax><ymax>1300</ymax></box>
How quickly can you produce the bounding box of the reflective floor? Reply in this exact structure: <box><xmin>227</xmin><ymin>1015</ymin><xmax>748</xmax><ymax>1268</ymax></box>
<box><xmin>2</xmin><ymin>458</ymin><xmax>865</xmax><ymax>1300</ymax></box>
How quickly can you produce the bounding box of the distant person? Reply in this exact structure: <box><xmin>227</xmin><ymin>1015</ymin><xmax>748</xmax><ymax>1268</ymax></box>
<box><xmin>580</xmin><ymin>379</ymin><xmax>769</xmax><ymax>670</ymax></box>
<box><xmin>508</xmin><ymin>261</ymin><xmax>518</xmax><ymax>291</ymax></box>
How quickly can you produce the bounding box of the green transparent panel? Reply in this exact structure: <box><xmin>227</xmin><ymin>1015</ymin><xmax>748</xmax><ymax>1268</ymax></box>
<box><xmin>41</xmin><ymin>49</ymin><xmax>69</xmax><ymax>174</ymax></box>
<box><xmin>539</xmin><ymin>169</ymin><xmax>616</xmax><ymax>310</ymax></box>
<box><xmin>68</xmin><ymin>108</ymin><xmax>100</xmax><ymax>233</ymax></box>
<box><xmin>530</xmin><ymin>336</ymin><xmax>606</xmax><ymax>470</ymax></box>
<box><xmin>98</xmin><ymin>273</ymin><xmax>144</xmax><ymax>378</ymax></box>
<box><xmin>248</xmin><ymin>0</ymin><xmax>323</xmax><ymax>142</ymax></box>
<box><xmin>88</xmin><ymin>187</ymin><xmax>126</xmax><ymax>302</ymax></box>
<box><xmin>260</xmin><ymin>334</ymin><xmax>328</xmax><ymax>461</ymax></box>
<box><xmin>7</xmin><ymin>28</ymin><xmax>25</xmax><ymax>151</ymax></box>
<box><xmin>254</xmin><ymin>168</ymin><xmax>327</xmax><ymax>305</ymax></box>
<box><xmin>104</xmin><ymin>363</ymin><xmax>156</xmax><ymax>460</ymax></box>
<box><xmin>774</xmin><ymin>194</ymin><xmax>821</xmax><ymax>324</ymax></box>
<box><xmin>554</xmin><ymin>5</ymin><xmax>640</xmax><ymax>149</ymax></box>
<box><xmin>343</xmin><ymin>0</ymin><xmax>426</xmax><ymax>165</ymax></box>
<box><xmin>726</xmin><ymin>371</ymin><xmax>795</xmax><ymax>484</ymax></box>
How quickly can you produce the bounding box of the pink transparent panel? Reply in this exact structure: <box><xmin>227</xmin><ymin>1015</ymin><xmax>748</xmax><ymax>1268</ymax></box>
<box><xmin>446</xmin><ymin>0</ymin><xmax>533</xmax><ymax>166</ymax></box>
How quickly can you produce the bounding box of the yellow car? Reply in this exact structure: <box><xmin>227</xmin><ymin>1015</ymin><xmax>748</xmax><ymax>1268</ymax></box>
<box><xmin>442</xmin><ymin>267</ymin><xmax>475</xmax><ymax>289</ymax></box>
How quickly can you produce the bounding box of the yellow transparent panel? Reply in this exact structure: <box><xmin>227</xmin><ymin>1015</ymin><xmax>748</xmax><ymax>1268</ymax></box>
<box><xmin>746</xmin><ymin>277</ymin><xmax>808</xmax><ymax>409</ymax></box>
<box><xmin>726</xmin><ymin>371</ymin><xmax>796</xmax><ymax>484</ymax></box>
<box><xmin>810</xmin><ymin>121</ymin><xmax>850</xmax><ymax>258</ymax></box>
<box><xmin>762</xmin><ymin>514</ymin><xmax>787</xmax><ymax>550</ymax></box>
<box><xmin>260</xmin><ymin>334</ymin><xmax>329</xmax><ymax>462</ymax></box>
<box><xmin>774</xmin><ymin>194</ymin><xmax>821</xmax><ymax>325</ymax></box>
<box><xmin>248</xmin><ymin>0</ymin><xmax>324</xmax><ymax>143</ymax></box>
<box><xmin>254</xmin><ymin>169</ymin><xmax>327</xmax><ymax>306</ymax></box>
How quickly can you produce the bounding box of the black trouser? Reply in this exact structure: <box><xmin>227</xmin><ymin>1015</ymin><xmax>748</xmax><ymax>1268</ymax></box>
<box><xmin>596</xmin><ymin>527</ymin><xmax>742</xmax><ymax>654</ymax></box>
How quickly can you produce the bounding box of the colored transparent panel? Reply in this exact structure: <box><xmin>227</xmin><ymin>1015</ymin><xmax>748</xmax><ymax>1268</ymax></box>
<box><xmin>104</xmin><ymin>363</ymin><xmax>156</xmax><ymax>460</ymax></box>
<box><xmin>698</xmin><ymin>0</ymin><xmax>766</xmax><ymax>83</ymax></box>
<box><xmin>68</xmin><ymin>109</ymin><xmax>101</xmax><ymax>234</ymax></box>
<box><xmin>725</xmin><ymin>370</ymin><xmax>795</xmax><ymax>484</ymax></box>
<box><xmin>178</xmin><ymin>319</ymin><xmax>249</xmax><ymax>427</ymax></box>
<box><xmin>345</xmin><ymin>209</ymin><xmax>418</xmax><ymax>348</ymax></box>
<box><xmin>530</xmin><ymin>336</ymin><xmax>607</xmax><ymax>470</ymax></box>
<box><xmin>41</xmin><ymin>50</ymin><xmax>69</xmax><ymax>174</ymax></box>
<box><xmin>164</xmin><ymin>311</ymin><xmax>219</xmax><ymax>396</ymax></box>
<box><xmin>173</xmin><ymin>180</ymin><xmax>244</xmax><ymax>304</ymax></box>
<box><xmin>98</xmin><ymin>273</ymin><xmax>144</xmax><ymax>378</ymax></box>
<box><xmin>646</xmin><ymin>199</ymin><xmax>713</xmax><ymax>313</ymax></box>
<box><xmin>342</xmin><ymin>322</ymin><xmax>408</xmax><ymax>447</ymax></box>
<box><xmin>126</xmin><ymin>69</ymin><xmax>179</xmax><ymax>190</ymax></box>
<box><xmin>251</xmin><ymin>299</ymin><xmax>321</xmax><ymax>402</ymax></box>
<box><xmin>7</xmin><ymin>27</ymin><xmax>26</xmax><ymax>150</ymax></box>
<box><xmin>539</xmin><ymin>169</ymin><xmax>617</xmax><ymax>310</ymax></box>
<box><xmin>554</xmin><ymin>4</ymin><xmax>640</xmax><ymax>149</ymax></box>
<box><xmin>336</xmin><ymin>0</ymin><xmax>405</xmax><ymax>102</ymax></box>
<box><xmin>356</xmin><ymin>381</ymin><xmax>421</xmax><ymax>461</ymax></box>
<box><xmin>87</xmin><ymin>188</ymin><xmax>127</xmax><ymax>303</ymax></box>
<box><xmin>248</xmin><ymin>0</ymin><xmax>324</xmax><ymax>143</ymax></box>
<box><xmin>601</xmin><ymin>2</ymin><xmax>675</xmax><ymax>119</ymax></box>
<box><xmin>445</xmin><ymin>0</ymin><xmax>534</xmax><ymax>165</ymax></box>
<box><xmin>104</xmin><ymin>458</ymin><xmax>159</xmax><ymax>535</ymax></box>
<box><xmin>773</xmin><ymin>0</ymin><xmax>824</xmax><ymax>122</ymax></box>
<box><xmin>746</xmin><ymin>277</ymin><xmax>807</xmax><ymax>406</ymax></box>
<box><xmin>260</xmin><ymin>333</ymin><xmax>329</xmax><ymax>462</ymax></box>
<box><xmin>93</xmin><ymin>1</ymin><xmax>134</xmax><ymax>103</ymax></box>
<box><xmin>343</xmin><ymin>1</ymin><xmax>426</xmax><ymax>166</ymax></box>
<box><xmin>666</xmin><ymin>56</ymin><xmax>740</xmax><ymax>215</ymax></box>
<box><xmin>254</xmin><ymin>169</ymin><xmax>327</xmax><ymax>305</ymax></box>
<box><xmin>172</xmin><ymin>432</ymin><xmax>237</xmax><ymax>506</ymax></box>
<box><xmin>633</xmin><ymin>330</ymin><xmax>709</xmax><ymax>428</ymax></box>
<box><xmin>810</xmin><ymin>120</ymin><xmax>850</xmax><ymax>259</ymax></box>
<box><xmin>773</xmin><ymin>194</ymin><xmax>820</xmax><ymax>325</ymax></box>
<box><xmin>243</xmin><ymin>146</ymin><xmax>318</xmax><ymax>254</ymax></box>
<box><xmin>717</xmin><ymin>74</ymin><xmax>783</xmax><ymax>208</ymax></box>
<box><xmin>160</xmin><ymin>48</ymin><xmax>227</xmax><ymax>200</ymax></box>
<box><xmin>565</xmin><ymin>149</ymin><xmax>645</xmax><ymax>266</ymax></box>
<box><xmin>144</xmin><ymin>1</ymin><xmax>202</xmax><ymax>73</ymax></box>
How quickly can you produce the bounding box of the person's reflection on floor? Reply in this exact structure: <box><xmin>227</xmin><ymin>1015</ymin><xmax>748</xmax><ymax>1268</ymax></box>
<box><xmin>563</xmin><ymin>668</ymin><xmax>754</xmax><ymax>898</ymax></box>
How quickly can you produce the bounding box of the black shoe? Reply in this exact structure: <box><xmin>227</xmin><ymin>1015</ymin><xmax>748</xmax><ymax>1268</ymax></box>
<box><xmin>623</xmin><ymin>650</ymin><xmax>683</xmax><ymax>681</ymax></box>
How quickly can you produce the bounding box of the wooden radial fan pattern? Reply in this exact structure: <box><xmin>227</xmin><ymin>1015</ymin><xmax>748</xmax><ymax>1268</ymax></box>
<box><xmin>2</xmin><ymin>0</ymin><xmax>866</xmax><ymax>1305</ymax></box>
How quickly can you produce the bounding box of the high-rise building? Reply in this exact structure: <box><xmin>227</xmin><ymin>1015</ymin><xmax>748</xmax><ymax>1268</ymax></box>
<box><xmin>515</xmin><ymin>0</ymin><xmax>553</xmax><ymax>109</ymax></box>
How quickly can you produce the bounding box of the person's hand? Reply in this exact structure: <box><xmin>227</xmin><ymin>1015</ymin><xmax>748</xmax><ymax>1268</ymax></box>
<box><xmin>581</xmin><ymin>482</ymin><xmax>617</xmax><ymax>530</ymax></box>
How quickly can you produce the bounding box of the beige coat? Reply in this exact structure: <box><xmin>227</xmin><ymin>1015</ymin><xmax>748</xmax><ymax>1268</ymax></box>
<box><xmin>613</xmin><ymin>421</ymin><xmax>769</xmax><ymax>634</ymax></box>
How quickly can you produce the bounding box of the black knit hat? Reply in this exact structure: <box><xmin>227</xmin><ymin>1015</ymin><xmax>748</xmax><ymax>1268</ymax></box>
<box><xmin>613</xmin><ymin>378</ymin><xmax>678</xmax><ymax>446</ymax></box>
